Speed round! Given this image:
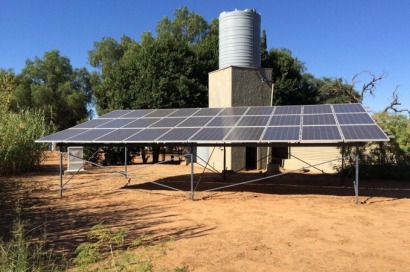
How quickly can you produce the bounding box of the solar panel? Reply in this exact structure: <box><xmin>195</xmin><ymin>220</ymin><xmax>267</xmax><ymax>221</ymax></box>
<box><xmin>98</xmin><ymin>119</ymin><xmax>136</xmax><ymax>128</ymax></box>
<box><xmin>190</xmin><ymin>127</ymin><xmax>232</xmax><ymax>141</ymax></box>
<box><xmin>303</xmin><ymin>114</ymin><xmax>336</xmax><ymax>125</ymax></box>
<box><xmin>336</xmin><ymin>113</ymin><xmax>374</xmax><ymax>125</ymax></box>
<box><xmin>121</xmin><ymin>109</ymin><xmax>153</xmax><ymax>118</ymax></box>
<box><xmin>36</xmin><ymin>104</ymin><xmax>389</xmax><ymax>145</ymax></box>
<box><xmin>193</xmin><ymin>108</ymin><xmax>223</xmax><ymax>116</ymax></box>
<box><xmin>66</xmin><ymin>129</ymin><xmax>113</xmax><ymax>142</ymax></box>
<box><xmin>275</xmin><ymin>105</ymin><xmax>302</xmax><ymax>115</ymax></box>
<box><xmin>237</xmin><ymin>116</ymin><xmax>270</xmax><ymax>127</ymax></box>
<box><xmin>302</xmin><ymin>126</ymin><xmax>341</xmax><ymax>141</ymax></box>
<box><xmin>333</xmin><ymin>103</ymin><xmax>366</xmax><ymax>113</ymax></box>
<box><xmin>177</xmin><ymin>117</ymin><xmax>212</xmax><ymax>127</ymax></box>
<box><xmin>157</xmin><ymin>128</ymin><xmax>199</xmax><ymax>141</ymax></box>
<box><xmin>207</xmin><ymin>116</ymin><xmax>241</xmax><ymax>127</ymax></box>
<box><xmin>125</xmin><ymin>129</ymin><xmax>169</xmax><ymax>142</ymax></box>
<box><xmin>36</xmin><ymin>129</ymin><xmax>88</xmax><ymax>142</ymax></box>
<box><xmin>123</xmin><ymin>118</ymin><xmax>161</xmax><ymax>128</ymax></box>
<box><xmin>341</xmin><ymin>125</ymin><xmax>389</xmax><ymax>141</ymax></box>
<box><xmin>95</xmin><ymin>129</ymin><xmax>142</xmax><ymax>142</ymax></box>
<box><xmin>303</xmin><ymin>104</ymin><xmax>332</xmax><ymax>114</ymax></box>
<box><xmin>269</xmin><ymin>115</ymin><xmax>301</xmax><ymax>126</ymax></box>
<box><xmin>99</xmin><ymin>110</ymin><xmax>133</xmax><ymax>118</ymax></box>
<box><xmin>145</xmin><ymin>109</ymin><xmax>176</xmax><ymax>117</ymax></box>
<box><xmin>168</xmin><ymin>108</ymin><xmax>199</xmax><ymax>117</ymax></box>
<box><xmin>72</xmin><ymin>119</ymin><xmax>113</xmax><ymax>129</ymax></box>
<box><xmin>218</xmin><ymin>107</ymin><xmax>248</xmax><ymax>116</ymax></box>
<box><xmin>150</xmin><ymin>117</ymin><xmax>185</xmax><ymax>128</ymax></box>
<box><xmin>262</xmin><ymin>127</ymin><xmax>300</xmax><ymax>141</ymax></box>
<box><xmin>225</xmin><ymin>127</ymin><xmax>264</xmax><ymax>141</ymax></box>
<box><xmin>245</xmin><ymin>107</ymin><xmax>274</xmax><ymax>116</ymax></box>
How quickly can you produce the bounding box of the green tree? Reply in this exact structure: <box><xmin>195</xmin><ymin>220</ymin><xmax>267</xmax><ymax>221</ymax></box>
<box><xmin>263</xmin><ymin>48</ymin><xmax>320</xmax><ymax>105</ymax></box>
<box><xmin>89</xmin><ymin>7</ymin><xmax>218</xmax><ymax>115</ymax></box>
<box><xmin>11</xmin><ymin>50</ymin><xmax>93</xmax><ymax>130</ymax></box>
<box><xmin>0</xmin><ymin>69</ymin><xmax>16</xmax><ymax>110</ymax></box>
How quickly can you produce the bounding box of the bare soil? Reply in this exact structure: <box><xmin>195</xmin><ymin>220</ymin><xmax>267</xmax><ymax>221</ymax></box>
<box><xmin>1</xmin><ymin>151</ymin><xmax>409</xmax><ymax>271</ymax></box>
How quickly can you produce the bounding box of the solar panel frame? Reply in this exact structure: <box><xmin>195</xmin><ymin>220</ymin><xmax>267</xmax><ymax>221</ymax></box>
<box><xmin>36</xmin><ymin>104</ymin><xmax>389</xmax><ymax>145</ymax></box>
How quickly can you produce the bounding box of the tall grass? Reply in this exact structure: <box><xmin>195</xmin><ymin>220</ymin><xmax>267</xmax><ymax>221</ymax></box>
<box><xmin>0</xmin><ymin>107</ymin><xmax>53</xmax><ymax>175</ymax></box>
<box><xmin>0</xmin><ymin>206</ymin><xmax>67</xmax><ymax>271</ymax></box>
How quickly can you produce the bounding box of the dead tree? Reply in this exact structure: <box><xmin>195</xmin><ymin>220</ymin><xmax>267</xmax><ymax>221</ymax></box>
<box><xmin>383</xmin><ymin>88</ymin><xmax>410</xmax><ymax>115</ymax></box>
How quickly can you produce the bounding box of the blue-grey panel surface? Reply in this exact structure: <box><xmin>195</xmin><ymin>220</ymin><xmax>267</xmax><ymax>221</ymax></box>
<box><xmin>150</xmin><ymin>118</ymin><xmax>185</xmax><ymax>128</ymax></box>
<box><xmin>274</xmin><ymin>106</ymin><xmax>302</xmax><ymax>115</ymax></box>
<box><xmin>269</xmin><ymin>115</ymin><xmax>301</xmax><ymax>126</ymax></box>
<box><xmin>168</xmin><ymin>108</ymin><xmax>199</xmax><ymax>117</ymax></box>
<box><xmin>36</xmin><ymin>129</ymin><xmax>89</xmax><ymax>142</ymax></box>
<box><xmin>303</xmin><ymin>104</ymin><xmax>332</xmax><ymax>114</ymax></box>
<box><xmin>218</xmin><ymin>107</ymin><xmax>248</xmax><ymax>116</ymax></box>
<box><xmin>157</xmin><ymin>128</ymin><xmax>199</xmax><ymax>141</ymax></box>
<box><xmin>303</xmin><ymin>114</ymin><xmax>336</xmax><ymax>125</ymax></box>
<box><xmin>121</xmin><ymin>110</ymin><xmax>153</xmax><ymax>118</ymax></box>
<box><xmin>225</xmin><ymin>127</ymin><xmax>264</xmax><ymax>141</ymax></box>
<box><xmin>207</xmin><ymin>116</ymin><xmax>241</xmax><ymax>127</ymax></box>
<box><xmin>336</xmin><ymin>113</ymin><xmax>374</xmax><ymax>124</ymax></box>
<box><xmin>193</xmin><ymin>108</ymin><xmax>223</xmax><ymax>116</ymax></box>
<box><xmin>123</xmin><ymin>118</ymin><xmax>161</xmax><ymax>128</ymax></box>
<box><xmin>341</xmin><ymin>125</ymin><xmax>389</xmax><ymax>140</ymax></box>
<box><xmin>72</xmin><ymin>119</ymin><xmax>114</xmax><ymax>129</ymax></box>
<box><xmin>262</xmin><ymin>127</ymin><xmax>300</xmax><ymax>141</ymax></box>
<box><xmin>98</xmin><ymin>119</ymin><xmax>136</xmax><ymax>128</ymax></box>
<box><xmin>99</xmin><ymin>110</ymin><xmax>133</xmax><ymax>118</ymax></box>
<box><xmin>95</xmin><ymin>129</ymin><xmax>142</xmax><ymax>142</ymax></box>
<box><xmin>190</xmin><ymin>127</ymin><xmax>232</xmax><ymax>141</ymax></box>
<box><xmin>245</xmin><ymin>107</ymin><xmax>274</xmax><ymax>116</ymax></box>
<box><xmin>145</xmin><ymin>109</ymin><xmax>176</xmax><ymax>117</ymax></box>
<box><xmin>333</xmin><ymin>103</ymin><xmax>366</xmax><ymax>113</ymax></box>
<box><xmin>237</xmin><ymin>116</ymin><xmax>270</xmax><ymax>127</ymax></box>
<box><xmin>126</xmin><ymin>129</ymin><xmax>169</xmax><ymax>142</ymax></box>
<box><xmin>177</xmin><ymin>117</ymin><xmax>212</xmax><ymax>127</ymax></box>
<box><xmin>66</xmin><ymin>129</ymin><xmax>113</xmax><ymax>142</ymax></box>
<box><xmin>302</xmin><ymin>126</ymin><xmax>341</xmax><ymax>140</ymax></box>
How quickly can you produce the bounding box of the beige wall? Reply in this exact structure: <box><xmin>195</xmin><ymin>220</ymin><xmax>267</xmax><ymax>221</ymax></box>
<box><xmin>284</xmin><ymin>146</ymin><xmax>341</xmax><ymax>173</ymax></box>
<box><xmin>208</xmin><ymin>66</ymin><xmax>273</xmax><ymax>172</ymax></box>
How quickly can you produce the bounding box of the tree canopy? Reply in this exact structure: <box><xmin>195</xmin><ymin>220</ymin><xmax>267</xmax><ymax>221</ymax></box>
<box><xmin>10</xmin><ymin>50</ymin><xmax>93</xmax><ymax>130</ymax></box>
<box><xmin>89</xmin><ymin>7</ymin><xmax>218</xmax><ymax>115</ymax></box>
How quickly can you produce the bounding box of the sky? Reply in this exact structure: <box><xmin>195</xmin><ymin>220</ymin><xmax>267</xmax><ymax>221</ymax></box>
<box><xmin>1</xmin><ymin>0</ymin><xmax>409</xmax><ymax>113</ymax></box>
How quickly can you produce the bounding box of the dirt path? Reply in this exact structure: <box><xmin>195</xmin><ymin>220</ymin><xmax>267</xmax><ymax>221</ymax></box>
<box><xmin>1</xmin><ymin>151</ymin><xmax>409</xmax><ymax>271</ymax></box>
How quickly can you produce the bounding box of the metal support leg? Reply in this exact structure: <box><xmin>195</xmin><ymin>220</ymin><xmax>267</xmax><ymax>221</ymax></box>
<box><xmin>223</xmin><ymin>144</ymin><xmax>226</xmax><ymax>180</ymax></box>
<box><xmin>190</xmin><ymin>153</ymin><xmax>194</xmax><ymax>200</ymax></box>
<box><xmin>124</xmin><ymin>145</ymin><xmax>128</xmax><ymax>178</ymax></box>
<box><xmin>354</xmin><ymin>152</ymin><xmax>359</xmax><ymax>205</ymax></box>
<box><xmin>59</xmin><ymin>147</ymin><xmax>63</xmax><ymax>197</ymax></box>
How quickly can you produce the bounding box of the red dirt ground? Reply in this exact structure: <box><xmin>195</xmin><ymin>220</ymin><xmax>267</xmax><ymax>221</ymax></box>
<box><xmin>1</xmin><ymin>151</ymin><xmax>409</xmax><ymax>271</ymax></box>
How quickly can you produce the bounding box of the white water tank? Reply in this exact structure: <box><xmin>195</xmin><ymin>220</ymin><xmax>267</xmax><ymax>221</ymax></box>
<box><xmin>219</xmin><ymin>9</ymin><xmax>261</xmax><ymax>69</ymax></box>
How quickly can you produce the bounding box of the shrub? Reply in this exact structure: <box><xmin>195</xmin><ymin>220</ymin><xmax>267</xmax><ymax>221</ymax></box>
<box><xmin>0</xmin><ymin>107</ymin><xmax>53</xmax><ymax>175</ymax></box>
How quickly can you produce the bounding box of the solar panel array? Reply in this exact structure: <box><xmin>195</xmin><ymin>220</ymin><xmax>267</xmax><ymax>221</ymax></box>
<box><xmin>36</xmin><ymin>104</ymin><xmax>389</xmax><ymax>145</ymax></box>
